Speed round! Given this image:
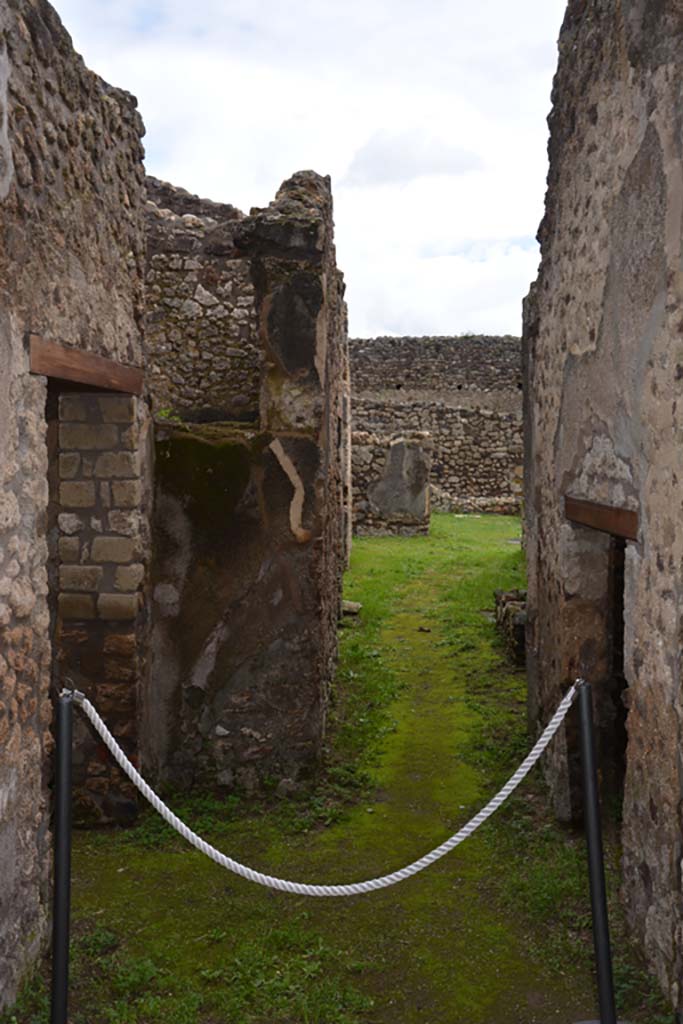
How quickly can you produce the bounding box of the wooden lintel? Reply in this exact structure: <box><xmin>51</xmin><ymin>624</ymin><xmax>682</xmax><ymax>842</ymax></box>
<box><xmin>29</xmin><ymin>335</ymin><xmax>144</xmax><ymax>395</ymax></box>
<box><xmin>564</xmin><ymin>495</ymin><xmax>638</xmax><ymax>542</ymax></box>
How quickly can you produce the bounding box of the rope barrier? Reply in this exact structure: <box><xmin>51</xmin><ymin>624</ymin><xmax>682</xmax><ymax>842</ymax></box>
<box><xmin>67</xmin><ymin>684</ymin><xmax>577</xmax><ymax>897</ymax></box>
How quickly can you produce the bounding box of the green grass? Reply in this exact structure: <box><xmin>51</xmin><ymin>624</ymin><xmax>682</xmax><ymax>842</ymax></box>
<box><xmin>2</xmin><ymin>514</ymin><xmax>672</xmax><ymax>1024</ymax></box>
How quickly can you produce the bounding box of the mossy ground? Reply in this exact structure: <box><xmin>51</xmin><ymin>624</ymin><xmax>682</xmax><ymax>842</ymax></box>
<box><xmin>3</xmin><ymin>515</ymin><xmax>671</xmax><ymax>1024</ymax></box>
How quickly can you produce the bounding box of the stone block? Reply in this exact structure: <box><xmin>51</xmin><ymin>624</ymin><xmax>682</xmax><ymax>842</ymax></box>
<box><xmin>100</xmin><ymin>482</ymin><xmax>111</xmax><ymax>508</ymax></box>
<box><xmin>119</xmin><ymin>423</ymin><xmax>140</xmax><ymax>451</ymax></box>
<box><xmin>59</xmin><ymin>454</ymin><xmax>81</xmax><ymax>479</ymax></box>
<box><xmin>111</xmin><ymin>480</ymin><xmax>142</xmax><ymax>508</ymax></box>
<box><xmin>97</xmin><ymin>593</ymin><xmax>138</xmax><ymax>620</ymax></box>
<box><xmin>115</xmin><ymin>564</ymin><xmax>144</xmax><ymax>592</ymax></box>
<box><xmin>59</xmin><ymin>395</ymin><xmax>89</xmax><ymax>421</ymax></box>
<box><xmin>98</xmin><ymin>396</ymin><xmax>135</xmax><ymax>423</ymax></box>
<box><xmin>103</xmin><ymin>633</ymin><xmax>136</xmax><ymax>657</ymax></box>
<box><xmin>58</xmin><ymin>513</ymin><xmax>84</xmax><ymax>535</ymax></box>
<box><xmin>59</xmin><ymin>481</ymin><xmax>96</xmax><ymax>508</ymax></box>
<box><xmin>58</xmin><ymin>593</ymin><xmax>96</xmax><ymax>620</ymax></box>
<box><xmin>58</xmin><ymin>537</ymin><xmax>80</xmax><ymax>563</ymax></box>
<box><xmin>59</xmin><ymin>423</ymin><xmax>119</xmax><ymax>451</ymax></box>
<box><xmin>108</xmin><ymin>510</ymin><xmax>141</xmax><ymax>537</ymax></box>
<box><xmin>94</xmin><ymin>452</ymin><xmax>137</xmax><ymax>478</ymax></box>
<box><xmin>59</xmin><ymin>566</ymin><xmax>103</xmax><ymax>592</ymax></box>
<box><xmin>91</xmin><ymin>537</ymin><xmax>135</xmax><ymax>563</ymax></box>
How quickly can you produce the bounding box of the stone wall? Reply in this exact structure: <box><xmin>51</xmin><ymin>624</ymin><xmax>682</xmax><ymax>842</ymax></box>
<box><xmin>145</xmin><ymin>177</ymin><xmax>259</xmax><ymax>423</ymax></box>
<box><xmin>352</xmin><ymin>431</ymin><xmax>432</xmax><ymax>535</ymax></box>
<box><xmin>146</xmin><ymin>172</ymin><xmax>348</xmax><ymax>793</ymax></box>
<box><xmin>0</xmin><ymin>0</ymin><xmax>146</xmax><ymax>1008</ymax></box>
<box><xmin>525</xmin><ymin>0</ymin><xmax>683</xmax><ymax>1009</ymax></box>
<box><xmin>350</xmin><ymin>336</ymin><xmax>523</xmax><ymax>516</ymax></box>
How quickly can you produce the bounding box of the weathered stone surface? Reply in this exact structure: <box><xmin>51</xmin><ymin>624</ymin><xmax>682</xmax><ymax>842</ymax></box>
<box><xmin>94</xmin><ymin>453</ymin><xmax>137</xmax><ymax>478</ymax></box>
<box><xmin>91</xmin><ymin>537</ymin><xmax>135</xmax><ymax>563</ymax></box>
<box><xmin>59</xmin><ymin>566</ymin><xmax>103</xmax><ymax>592</ymax></box>
<box><xmin>350</xmin><ymin>336</ymin><xmax>523</xmax><ymax>518</ymax></box>
<box><xmin>58</xmin><ymin>594</ymin><xmax>96</xmax><ymax>620</ymax></box>
<box><xmin>59</xmin><ymin>454</ymin><xmax>81</xmax><ymax>479</ymax></box>
<box><xmin>98</xmin><ymin>396</ymin><xmax>135</xmax><ymax>424</ymax></box>
<box><xmin>112</xmin><ymin>480</ymin><xmax>142</xmax><ymax>508</ymax></box>
<box><xmin>58</xmin><ymin>537</ymin><xmax>80</xmax><ymax>563</ymax></box>
<box><xmin>97</xmin><ymin>594</ymin><xmax>138</xmax><ymax>620</ymax></box>
<box><xmin>353</xmin><ymin>432</ymin><xmax>432</xmax><ymax>536</ymax></box>
<box><xmin>525</xmin><ymin>3</ymin><xmax>683</xmax><ymax>1011</ymax></box>
<box><xmin>115</xmin><ymin>564</ymin><xmax>145</xmax><ymax>592</ymax></box>
<box><xmin>145</xmin><ymin>172</ymin><xmax>349</xmax><ymax>795</ymax></box>
<box><xmin>0</xmin><ymin>0</ymin><xmax>147</xmax><ymax>1005</ymax></box>
<box><xmin>59</xmin><ymin>481</ymin><xmax>96</xmax><ymax>508</ymax></box>
<box><xmin>145</xmin><ymin>177</ymin><xmax>259</xmax><ymax>423</ymax></box>
<box><xmin>59</xmin><ymin>423</ymin><xmax>119</xmax><ymax>451</ymax></box>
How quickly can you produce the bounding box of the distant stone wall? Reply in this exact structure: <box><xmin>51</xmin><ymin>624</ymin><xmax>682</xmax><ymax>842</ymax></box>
<box><xmin>145</xmin><ymin>177</ymin><xmax>259</xmax><ymax>423</ymax></box>
<box><xmin>146</xmin><ymin>173</ymin><xmax>348</xmax><ymax>793</ymax></box>
<box><xmin>0</xmin><ymin>0</ymin><xmax>146</xmax><ymax>1008</ymax></box>
<box><xmin>350</xmin><ymin>337</ymin><xmax>523</xmax><ymax>517</ymax></box>
<box><xmin>352</xmin><ymin>432</ymin><xmax>432</xmax><ymax>535</ymax></box>
<box><xmin>351</xmin><ymin>334</ymin><xmax>522</xmax><ymax>400</ymax></box>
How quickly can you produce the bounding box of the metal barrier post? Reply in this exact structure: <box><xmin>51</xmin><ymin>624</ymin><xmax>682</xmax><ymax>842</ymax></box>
<box><xmin>575</xmin><ymin>679</ymin><xmax>619</xmax><ymax>1024</ymax></box>
<box><xmin>50</xmin><ymin>691</ymin><xmax>73</xmax><ymax>1024</ymax></box>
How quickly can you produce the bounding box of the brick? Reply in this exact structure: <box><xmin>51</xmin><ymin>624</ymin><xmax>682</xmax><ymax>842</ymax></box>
<box><xmin>108</xmin><ymin>510</ymin><xmax>141</xmax><ymax>537</ymax></box>
<box><xmin>104</xmin><ymin>658</ymin><xmax>136</xmax><ymax>681</ymax></box>
<box><xmin>58</xmin><ymin>537</ymin><xmax>80</xmax><ymax>563</ymax></box>
<box><xmin>100</xmin><ymin>482</ymin><xmax>111</xmax><ymax>508</ymax></box>
<box><xmin>59</xmin><ymin>481</ymin><xmax>96</xmax><ymax>508</ymax></box>
<box><xmin>103</xmin><ymin>633</ymin><xmax>136</xmax><ymax>657</ymax></box>
<box><xmin>97</xmin><ymin>593</ymin><xmax>138</xmax><ymax>620</ymax></box>
<box><xmin>94</xmin><ymin>452</ymin><xmax>137</xmax><ymax>478</ymax></box>
<box><xmin>120</xmin><ymin>423</ymin><xmax>140</xmax><ymax>451</ymax></box>
<box><xmin>58</xmin><ymin>513</ymin><xmax>84</xmax><ymax>535</ymax></box>
<box><xmin>112</xmin><ymin>480</ymin><xmax>142</xmax><ymax>508</ymax></box>
<box><xmin>59</xmin><ymin>395</ymin><xmax>89</xmax><ymax>421</ymax></box>
<box><xmin>91</xmin><ymin>536</ymin><xmax>135</xmax><ymax>563</ymax></box>
<box><xmin>59</xmin><ymin>454</ymin><xmax>81</xmax><ymax>479</ymax></box>
<box><xmin>58</xmin><ymin>593</ymin><xmax>96</xmax><ymax>620</ymax></box>
<box><xmin>115</xmin><ymin>564</ymin><xmax>144</xmax><ymax>591</ymax></box>
<box><xmin>59</xmin><ymin>423</ymin><xmax>119</xmax><ymax>450</ymax></box>
<box><xmin>59</xmin><ymin>566</ymin><xmax>103</xmax><ymax>591</ymax></box>
<box><xmin>82</xmin><ymin>457</ymin><xmax>95</xmax><ymax>478</ymax></box>
<box><xmin>98</xmin><ymin>396</ymin><xmax>135</xmax><ymax>423</ymax></box>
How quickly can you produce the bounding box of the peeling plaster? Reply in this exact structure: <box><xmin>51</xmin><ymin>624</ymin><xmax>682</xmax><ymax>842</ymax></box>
<box><xmin>269</xmin><ymin>438</ymin><xmax>312</xmax><ymax>542</ymax></box>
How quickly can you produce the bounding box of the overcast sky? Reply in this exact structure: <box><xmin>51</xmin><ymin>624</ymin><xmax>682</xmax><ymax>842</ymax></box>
<box><xmin>51</xmin><ymin>0</ymin><xmax>568</xmax><ymax>338</ymax></box>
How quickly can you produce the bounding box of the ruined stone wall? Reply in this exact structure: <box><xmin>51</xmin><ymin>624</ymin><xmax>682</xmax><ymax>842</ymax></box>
<box><xmin>352</xmin><ymin>431</ymin><xmax>432</xmax><ymax>535</ymax></box>
<box><xmin>146</xmin><ymin>173</ymin><xmax>348</xmax><ymax>794</ymax></box>
<box><xmin>525</xmin><ymin>0</ymin><xmax>683</xmax><ymax>1008</ymax></box>
<box><xmin>0</xmin><ymin>0</ymin><xmax>146</xmax><ymax>1007</ymax></box>
<box><xmin>145</xmin><ymin>178</ymin><xmax>259</xmax><ymax>422</ymax></box>
<box><xmin>350</xmin><ymin>336</ymin><xmax>523</xmax><ymax>516</ymax></box>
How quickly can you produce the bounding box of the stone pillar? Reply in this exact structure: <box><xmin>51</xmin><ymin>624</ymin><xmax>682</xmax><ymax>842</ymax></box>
<box><xmin>53</xmin><ymin>393</ymin><xmax>151</xmax><ymax>823</ymax></box>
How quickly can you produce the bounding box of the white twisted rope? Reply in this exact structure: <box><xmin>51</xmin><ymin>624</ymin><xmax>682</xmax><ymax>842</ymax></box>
<box><xmin>68</xmin><ymin>684</ymin><xmax>576</xmax><ymax>897</ymax></box>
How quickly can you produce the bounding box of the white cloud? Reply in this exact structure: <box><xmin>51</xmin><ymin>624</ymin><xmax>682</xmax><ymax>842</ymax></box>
<box><xmin>343</xmin><ymin>130</ymin><xmax>481</xmax><ymax>187</ymax></box>
<box><xmin>51</xmin><ymin>0</ymin><xmax>567</xmax><ymax>336</ymax></box>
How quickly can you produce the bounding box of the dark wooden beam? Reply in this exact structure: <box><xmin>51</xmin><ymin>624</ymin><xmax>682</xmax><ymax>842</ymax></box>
<box><xmin>564</xmin><ymin>495</ymin><xmax>638</xmax><ymax>542</ymax></box>
<box><xmin>29</xmin><ymin>336</ymin><xmax>144</xmax><ymax>395</ymax></box>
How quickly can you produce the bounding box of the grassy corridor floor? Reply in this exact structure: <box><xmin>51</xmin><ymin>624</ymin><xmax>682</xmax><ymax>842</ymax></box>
<box><xmin>4</xmin><ymin>515</ymin><xmax>670</xmax><ymax>1024</ymax></box>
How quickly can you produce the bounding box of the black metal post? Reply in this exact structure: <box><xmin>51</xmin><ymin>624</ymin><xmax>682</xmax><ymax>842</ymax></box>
<box><xmin>577</xmin><ymin>679</ymin><xmax>618</xmax><ymax>1024</ymax></box>
<box><xmin>50</xmin><ymin>692</ymin><xmax>73</xmax><ymax>1024</ymax></box>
